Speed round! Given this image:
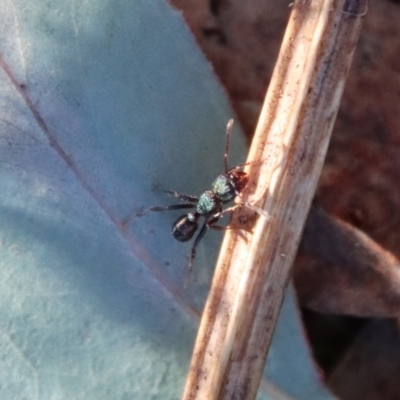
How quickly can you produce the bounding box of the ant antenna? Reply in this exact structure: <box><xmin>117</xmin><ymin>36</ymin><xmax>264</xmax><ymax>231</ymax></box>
<box><xmin>224</xmin><ymin>119</ymin><xmax>234</xmax><ymax>173</ymax></box>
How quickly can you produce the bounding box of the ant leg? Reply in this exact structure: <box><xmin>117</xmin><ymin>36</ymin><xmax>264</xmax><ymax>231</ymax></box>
<box><xmin>215</xmin><ymin>197</ymin><xmax>270</xmax><ymax>221</ymax></box>
<box><xmin>227</xmin><ymin>158</ymin><xmax>267</xmax><ymax>173</ymax></box>
<box><xmin>208</xmin><ymin>206</ymin><xmax>252</xmax><ymax>234</ymax></box>
<box><xmin>212</xmin><ymin>205</ymin><xmax>240</xmax><ymax>220</ymax></box>
<box><xmin>188</xmin><ymin>219</ymin><xmax>210</xmax><ymax>271</ymax></box>
<box><xmin>121</xmin><ymin>203</ymin><xmax>195</xmax><ymax>227</ymax></box>
<box><xmin>209</xmin><ymin>225</ymin><xmax>231</xmax><ymax>231</ymax></box>
<box><xmin>208</xmin><ymin>215</ymin><xmax>254</xmax><ymax>240</ymax></box>
<box><xmin>224</xmin><ymin>119</ymin><xmax>234</xmax><ymax>173</ymax></box>
<box><xmin>245</xmin><ymin>202</ymin><xmax>270</xmax><ymax>219</ymax></box>
<box><xmin>235</xmin><ymin>194</ymin><xmax>271</xmax><ymax>220</ymax></box>
<box><xmin>188</xmin><ymin>209</ymin><xmax>246</xmax><ymax>271</ymax></box>
<box><xmin>208</xmin><ymin>224</ymin><xmax>236</xmax><ymax>232</ymax></box>
<box><xmin>204</xmin><ymin>216</ymin><xmax>230</xmax><ymax>231</ymax></box>
<box><xmin>163</xmin><ymin>190</ymin><xmax>199</xmax><ymax>203</ymax></box>
<box><xmin>135</xmin><ymin>203</ymin><xmax>195</xmax><ymax>217</ymax></box>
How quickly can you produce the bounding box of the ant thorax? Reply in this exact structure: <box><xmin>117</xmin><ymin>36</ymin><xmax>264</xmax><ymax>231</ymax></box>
<box><xmin>196</xmin><ymin>190</ymin><xmax>222</xmax><ymax>216</ymax></box>
<box><xmin>212</xmin><ymin>170</ymin><xmax>249</xmax><ymax>204</ymax></box>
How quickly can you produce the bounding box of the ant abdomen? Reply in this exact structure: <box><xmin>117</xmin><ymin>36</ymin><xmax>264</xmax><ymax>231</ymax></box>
<box><xmin>172</xmin><ymin>213</ymin><xmax>199</xmax><ymax>242</ymax></box>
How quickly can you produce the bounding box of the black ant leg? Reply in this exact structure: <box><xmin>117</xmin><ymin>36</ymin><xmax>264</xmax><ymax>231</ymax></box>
<box><xmin>188</xmin><ymin>218</ymin><xmax>211</xmax><ymax>271</ymax></box>
<box><xmin>163</xmin><ymin>190</ymin><xmax>199</xmax><ymax>203</ymax></box>
<box><xmin>136</xmin><ymin>203</ymin><xmax>196</xmax><ymax>217</ymax></box>
<box><xmin>224</xmin><ymin>119</ymin><xmax>234</xmax><ymax>173</ymax></box>
<box><xmin>187</xmin><ymin>211</ymin><xmax>240</xmax><ymax>270</ymax></box>
<box><xmin>207</xmin><ymin>219</ymin><xmax>235</xmax><ymax>231</ymax></box>
<box><xmin>121</xmin><ymin>203</ymin><xmax>195</xmax><ymax>227</ymax></box>
<box><xmin>188</xmin><ymin>213</ymin><xmax>246</xmax><ymax>270</ymax></box>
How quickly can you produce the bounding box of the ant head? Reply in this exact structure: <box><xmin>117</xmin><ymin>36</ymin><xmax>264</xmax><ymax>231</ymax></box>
<box><xmin>228</xmin><ymin>170</ymin><xmax>249</xmax><ymax>193</ymax></box>
<box><xmin>172</xmin><ymin>213</ymin><xmax>199</xmax><ymax>242</ymax></box>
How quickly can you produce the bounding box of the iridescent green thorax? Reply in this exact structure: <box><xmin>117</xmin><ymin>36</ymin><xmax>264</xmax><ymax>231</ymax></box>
<box><xmin>211</xmin><ymin>175</ymin><xmax>234</xmax><ymax>203</ymax></box>
<box><xmin>197</xmin><ymin>191</ymin><xmax>220</xmax><ymax>215</ymax></box>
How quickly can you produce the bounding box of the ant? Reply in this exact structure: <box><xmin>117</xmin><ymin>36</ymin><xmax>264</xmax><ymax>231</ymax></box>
<box><xmin>123</xmin><ymin>120</ymin><xmax>267</xmax><ymax>270</ymax></box>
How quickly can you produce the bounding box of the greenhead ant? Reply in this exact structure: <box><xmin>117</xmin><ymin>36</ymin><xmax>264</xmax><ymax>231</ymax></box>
<box><xmin>123</xmin><ymin>120</ymin><xmax>267</xmax><ymax>270</ymax></box>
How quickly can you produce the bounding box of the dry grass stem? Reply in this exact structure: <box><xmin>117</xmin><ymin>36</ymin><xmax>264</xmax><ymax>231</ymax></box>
<box><xmin>182</xmin><ymin>0</ymin><xmax>368</xmax><ymax>399</ymax></box>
